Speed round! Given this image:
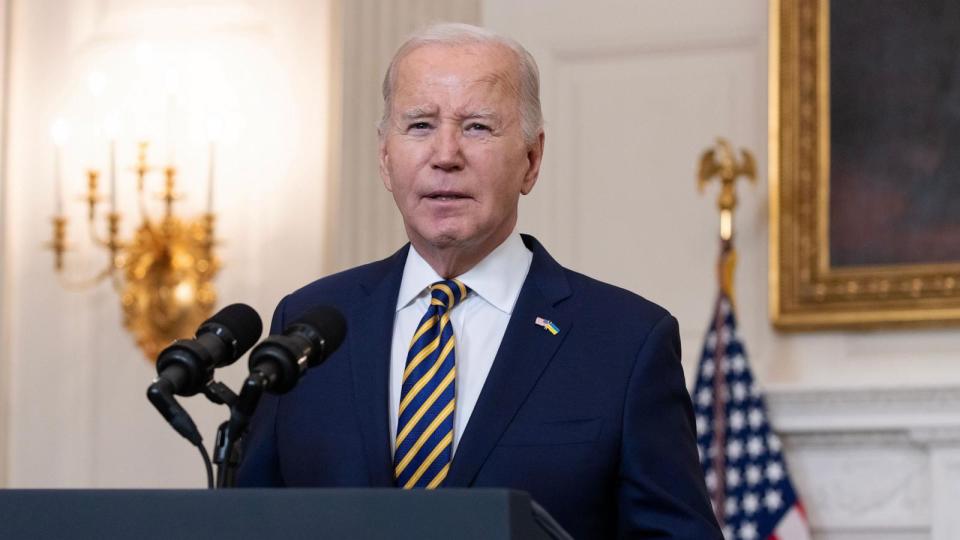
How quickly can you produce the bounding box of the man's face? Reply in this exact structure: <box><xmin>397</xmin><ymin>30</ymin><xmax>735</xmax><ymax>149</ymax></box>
<box><xmin>379</xmin><ymin>43</ymin><xmax>543</xmax><ymax>257</ymax></box>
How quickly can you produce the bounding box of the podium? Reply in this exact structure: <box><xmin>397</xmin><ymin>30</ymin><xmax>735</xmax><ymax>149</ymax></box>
<box><xmin>0</xmin><ymin>488</ymin><xmax>571</xmax><ymax>539</ymax></box>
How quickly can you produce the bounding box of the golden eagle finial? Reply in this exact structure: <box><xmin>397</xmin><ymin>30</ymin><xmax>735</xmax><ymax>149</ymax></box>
<box><xmin>696</xmin><ymin>138</ymin><xmax>757</xmax><ymax>302</ymax></box>
<box><xmin>696</xmin><ymin>138</ymin><xmax>756</xmax><ymax>240</ymax></box>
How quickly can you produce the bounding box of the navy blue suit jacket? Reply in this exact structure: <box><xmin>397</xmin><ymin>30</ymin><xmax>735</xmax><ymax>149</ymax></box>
<box><xmin>236</xmin><ymin>235</ymin><xmax>721</xmax><ymax>539</ymax></box>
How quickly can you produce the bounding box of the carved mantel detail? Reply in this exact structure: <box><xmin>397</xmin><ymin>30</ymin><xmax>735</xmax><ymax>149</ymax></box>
<box><xmin>761</xmin><ymin>386</ymin><xmax>960</xmax><ymax>538</ymax></box>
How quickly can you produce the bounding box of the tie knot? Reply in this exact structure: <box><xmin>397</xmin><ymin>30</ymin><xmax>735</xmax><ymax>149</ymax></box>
<box><xmin>429</xmin><ymin>279</ymin><xmax>469</xmax><ymax>310</ymax></box>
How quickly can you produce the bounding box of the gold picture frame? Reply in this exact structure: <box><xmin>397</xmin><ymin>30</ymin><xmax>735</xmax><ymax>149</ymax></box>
<box><xmin>769</xmin><ymin>0</ymin><xmax>960</xmax><ymax>329</ymax></box>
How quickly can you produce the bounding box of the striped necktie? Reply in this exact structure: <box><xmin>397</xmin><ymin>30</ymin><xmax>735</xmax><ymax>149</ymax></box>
<box><xmin>394</xmin><ymin>278</ymin><xmax>469</xmax><ymax>489</ymax></box>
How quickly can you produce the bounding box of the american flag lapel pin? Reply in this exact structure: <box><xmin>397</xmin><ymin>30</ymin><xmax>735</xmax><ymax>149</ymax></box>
<box><xmin>535</xmin><ymin>317</ymin><xmax>560</xmax><ymax>335</ymax></box>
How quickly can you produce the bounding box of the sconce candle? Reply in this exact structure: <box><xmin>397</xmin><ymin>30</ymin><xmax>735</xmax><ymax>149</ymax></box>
<box><xmin>109</xmin><ymin>140</ymin><xmax>117</xmax><ymax>210</ymax></box>
<box><xmin>50</xmin><ymin>118</ymin><xmax>70</xmax><ymax>215</ymax></box>
<box><xmin>207</xmin><ymin>141</ymin><xmax>215</xmax><ymax>213</ymax></box>
<box><xmin>164</xmin><ymin>69</ymin><xmax>179</xmax><ymax>166</ymax></box>
<box><xmin>54</xmin><ymin>146</ymin><xmax>63</xmax><ymax>216</ymax></box>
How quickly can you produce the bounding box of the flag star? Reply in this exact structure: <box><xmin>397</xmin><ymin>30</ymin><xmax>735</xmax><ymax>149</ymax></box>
<box><xmin>742</xmin><ymin>492</ymin><xmax>760</xmax><ymax>515</ymax></box>
<box><xmin>705</xmin><ymin>470</ymin><xmax>718</xmax><ymax>491</ymax></box>
<box><xmin>745</xmin><ymin>465</ymin><xmax>762</xmax><ymax>486</ymax></box>
<box><xmin>749</xmin><ymin>382</ymin><xmax>762</xmax><ymax>399</ymax></box>
<box><xmin>729</xmin><ymin>410</ymin><xmax>746</xmax><ymax>432</ymax></box>
<box><xmin>697</xmin><ymin>444</ymin><xmax>705</xmax><ymax>461</ymax></box>
<box><xmin>764</xmin><ymin>489</ymin><xmax>783</xmax><ymax>512</ymax></box>
<box><xmin>766</xmin><ymin>462</ymin><xmax>784</xmax><ymax>483</ymax></box>
<box><xmin>731</xmin><ymin>354</ymin><xmax>746</xmax><ymax>374</ymax></box>
<box><xmin>727</xmin><ymin>439</ymin><xmax>744</xmax><ymax>461</ymax></box>
<box><xmin>738</xmin><ymin>520</ymin><xmax>758</xmax><ymax>540</ymax></box>
<box><xmin>768</xmin><ymin>433</ymin><xmax>783</xmax><ymax>453</ymax></box>
<box><xmin>732</xmin><ymin>381</ymin><xmax>748</xmax><ymax>402</ymax></box>
<box><xmin>706</xmin><ymin>331</ymin><xmax>717</xmax><ymax>349</ymax></box>
<box><xmin>719</xmin><ymin>326</ymin><xmax>731</xmax><ymax>344</ymax></box>
<box><xmin>725</xmin><ymin>496</ymin><xmax>739</xmax><ymax>517</ymax></box>
<box><xmin>697</xmin><ymin>388</ymin><xmax>713</xmax><ymax>407</ymax></box>
<box><xmin>726</xmin><ymin>467</ymin><xmax>742</xmax><ymax>488</ymax></box>
<box><xmin>701</xmin><ymin>359</ymin><xmax>715</xmax><ymax>378</ymax></box>
<box><xmin>746</xmin><ymin>436</ymin><xmax>765</xmax><ymax>459</ymax></box>
<box><xmin>722</xmin><ymin>525</ymin><xmax>735</xmax><ymax>540</ymax></box>
<box><xmin>748</xmin><ymin>408</ymin><xmax>765</xmax><ymax>429</ymax></box>
<box><xmin>696</xmin><ymin>415</ymin><xmax>708</xmax><ymax>436</ymax></box>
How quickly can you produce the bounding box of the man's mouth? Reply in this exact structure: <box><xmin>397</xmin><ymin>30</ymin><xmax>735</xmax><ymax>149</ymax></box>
<box><xmin>425</xmin><ymin>191</ymin><xmax>470</xmax><ymax>201</ymax></box>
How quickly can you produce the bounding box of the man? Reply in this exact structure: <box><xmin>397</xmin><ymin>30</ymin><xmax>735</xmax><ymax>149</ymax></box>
<box><xmin>237</xmin><ymin>23</ymin><xmax>721</xmax><ymax>539</ymax></box>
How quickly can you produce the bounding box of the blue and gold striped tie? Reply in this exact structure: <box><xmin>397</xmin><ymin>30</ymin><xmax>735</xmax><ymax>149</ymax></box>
<box><xmin>394</xmin><ymin>278</ymin><xmax>469</xmax><ymax>489</ymax></box>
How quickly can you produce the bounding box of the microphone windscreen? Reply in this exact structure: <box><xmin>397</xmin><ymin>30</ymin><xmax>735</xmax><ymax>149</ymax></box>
<box><xmin>207</xmin><ymin>303</ymin><xmax>263</xmax><ymax>356</ymax></box>
<box><xmin>292</xmin><ymin>305</ymin><xmax>347</xmax><ymax>353</ymax></box>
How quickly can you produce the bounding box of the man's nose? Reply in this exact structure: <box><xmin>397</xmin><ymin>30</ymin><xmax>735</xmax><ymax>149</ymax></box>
<box><xmin>431</xmin><ymin>124</ymin><xmax>465</xmax><ymax>171</ymax></box>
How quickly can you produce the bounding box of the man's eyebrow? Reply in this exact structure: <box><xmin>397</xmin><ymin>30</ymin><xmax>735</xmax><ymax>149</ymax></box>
<box><xmin>401</xmin><ymin>106</ymin><xmax>438</xmax><ymax>119</ymax></box>
<box><xmin>461</xmin><ymin>108</ymin><xmax>499</xmax><ymax>120</ymax></box>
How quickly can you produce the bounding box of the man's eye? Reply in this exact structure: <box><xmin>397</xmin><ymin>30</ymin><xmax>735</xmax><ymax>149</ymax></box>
<box><xmin>408</xmin><ymin>122</ymin><xmax>431</xmax><ymax>131</ymax></box>
<box><xmin>466</xmin><ymin>122</ymin><xmax>491</xmax><ymax>132</ymax></box>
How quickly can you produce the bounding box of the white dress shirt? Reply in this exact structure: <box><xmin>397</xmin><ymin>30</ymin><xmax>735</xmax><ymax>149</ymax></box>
<box><xmin>388</xmin><ymin>231</ymin><xmax>533</xmax><ymax>456</ymax></box>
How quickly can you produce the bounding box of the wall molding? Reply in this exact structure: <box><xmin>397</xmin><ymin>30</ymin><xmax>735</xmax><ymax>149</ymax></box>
<box><xmin>766</xmin><ymin>385</ymin><xmax>960</xmax><ymax>434</ymax></box>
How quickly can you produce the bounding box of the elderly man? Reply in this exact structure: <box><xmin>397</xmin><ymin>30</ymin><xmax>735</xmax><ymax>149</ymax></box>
<box><xmin>237</xmin><ymin>23</ymin><xmax>721</xmax><ymax>539</ymax></box>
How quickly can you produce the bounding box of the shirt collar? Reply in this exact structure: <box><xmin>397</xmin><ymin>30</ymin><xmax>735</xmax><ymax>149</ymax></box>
<box><xmin>395</xmin><ymin>231</ymin><xmax>533</xmax><ymax>314</ymax></box>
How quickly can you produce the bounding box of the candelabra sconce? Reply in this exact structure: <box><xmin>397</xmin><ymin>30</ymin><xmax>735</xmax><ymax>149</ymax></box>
<box><xmin>48</xmin><ymin>142</ymin><xmax>220</xmax><ymax>360</ymax></box>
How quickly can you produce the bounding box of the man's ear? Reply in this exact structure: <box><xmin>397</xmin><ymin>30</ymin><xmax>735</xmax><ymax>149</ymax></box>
<box><xmin>378</xmin><ymin>132</ymin><xmax>393</xmax><ymax>192</ymax></box>
<box><xmin>520</xmin><ymin>130</ymin><xmax>545</xmax><ymax>195</ymax></box>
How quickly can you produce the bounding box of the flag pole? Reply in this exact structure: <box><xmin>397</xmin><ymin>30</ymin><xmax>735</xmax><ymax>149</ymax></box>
<box><xmin>696</xmin><ymin>138</ymin><xmax>756</xmax><ymax>525</ymax></box>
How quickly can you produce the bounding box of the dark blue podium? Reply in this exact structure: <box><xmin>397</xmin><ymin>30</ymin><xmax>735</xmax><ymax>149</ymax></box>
<box><xmin>0</xmin><ymin>488</ymin><xmax>571</xmax><ymax>539</ymax></box>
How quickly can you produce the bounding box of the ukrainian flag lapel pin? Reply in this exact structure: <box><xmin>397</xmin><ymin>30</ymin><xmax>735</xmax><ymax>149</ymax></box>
<box><xmin>535</xmin><ymin>317</ymin><xmax>560</xmax><ymax>335</ymax></box>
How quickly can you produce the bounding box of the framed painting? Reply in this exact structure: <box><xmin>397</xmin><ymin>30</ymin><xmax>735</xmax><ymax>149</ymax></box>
<box><xmin>770</xmin><ymin>0</ymin><xmax>960</xmax><ymax>329</ymax></box>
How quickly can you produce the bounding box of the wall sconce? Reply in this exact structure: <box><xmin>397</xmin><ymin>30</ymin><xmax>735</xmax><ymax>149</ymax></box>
<box><xmin>48</xmin><ymin>118</ymin><xmax>221</xmax><ymax>361</ymax></box>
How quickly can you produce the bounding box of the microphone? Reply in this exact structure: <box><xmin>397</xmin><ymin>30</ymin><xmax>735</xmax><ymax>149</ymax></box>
<box><xmin>147</xmin><ymin>303</ymin><xmax>262</xmax><ymax>445</ymax></box>
<box><xmin>213</xmin><ymin>306</ymin><xmax>345</xmax><ymax>487</ymax></box>
<box><xmin>154</xmin><ymin>303</ymin><xmax>263</xmax><ymax>397</ymax></box>
<box><xmin>246</xmin><ymin>305</ymin><xmax>347</xmax><ymax>395</ymax></box>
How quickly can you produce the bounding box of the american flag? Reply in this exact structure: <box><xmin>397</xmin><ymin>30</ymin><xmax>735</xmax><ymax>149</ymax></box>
<box><xmin>692</xmin><ymin>294</ymin><xmax>812</xmax><ymax>540</ymax></box>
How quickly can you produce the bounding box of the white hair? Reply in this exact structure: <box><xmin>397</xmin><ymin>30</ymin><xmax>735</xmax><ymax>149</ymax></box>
<box><xmin>379</xmin><ymin>22</ymin><xmax>543</xmax><ymax>144</ymax></box>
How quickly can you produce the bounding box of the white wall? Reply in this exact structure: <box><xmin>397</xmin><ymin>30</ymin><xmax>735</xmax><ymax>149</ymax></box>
<box><xmin>1</xmin><ymin>0</ymin><xmax>335</xmax><ymax>487</ymax></box>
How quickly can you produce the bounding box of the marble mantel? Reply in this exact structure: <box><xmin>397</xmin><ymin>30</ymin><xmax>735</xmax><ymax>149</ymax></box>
<box><xmin>765</xmin><ymin>385</ymin><xmax>960</xmax><ymax>540</ymax></box>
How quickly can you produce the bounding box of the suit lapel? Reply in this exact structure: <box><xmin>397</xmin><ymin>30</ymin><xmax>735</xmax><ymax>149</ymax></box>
<box><xmin>349</xmin><ymin>246</ymin><xmax>409</xmax><ymax>486</ymax></box>
<box><xmin>446</xmin><ymin>235</ymin><xmax>575</xmax><ymax>487</ymax></box>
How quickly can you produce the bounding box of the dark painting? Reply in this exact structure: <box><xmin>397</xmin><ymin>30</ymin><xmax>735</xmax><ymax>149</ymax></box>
<box><xmin>829</xmin><ymin>0</ymin><xmax>960</xmax><ymax>267</ymax></box>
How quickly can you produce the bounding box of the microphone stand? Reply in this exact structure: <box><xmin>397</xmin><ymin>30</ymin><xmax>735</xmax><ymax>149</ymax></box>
<box><xmin>199</xmin><ymin>380</ymin><xmax>242</xmax><ymax>488</ymax></box>
<box><xmin>209</xmin><ymin>373</ymin><xmax>270</xmax><ymax>488</ymax></box>
<box><xmin>213</xmin><ymin>421</ymin><xmax>239</xmax><ymax>488</ymax></box>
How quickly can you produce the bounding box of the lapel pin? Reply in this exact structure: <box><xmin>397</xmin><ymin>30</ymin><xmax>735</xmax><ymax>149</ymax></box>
<box><xmin>535</xmin><ymin>317</ymin><xmax>560</xmax><ymax>335</ymax></box>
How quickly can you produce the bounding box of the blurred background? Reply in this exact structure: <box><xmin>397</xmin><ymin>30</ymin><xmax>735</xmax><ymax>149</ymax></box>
<box><xmin>0</xmin><ymin>1</ymin><xmax>958</xmax><ymax>538</ymax></box>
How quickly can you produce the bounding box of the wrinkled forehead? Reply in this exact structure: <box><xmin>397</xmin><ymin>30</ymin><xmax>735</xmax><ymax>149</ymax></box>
<box><xmin>391</xmin><ymin>43</ymin><xmax>522</xmax><ymax>108</ymax></box>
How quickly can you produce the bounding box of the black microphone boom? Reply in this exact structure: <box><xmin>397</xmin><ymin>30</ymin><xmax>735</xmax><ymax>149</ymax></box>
<box><xmin>247</xmin><ymin>305</ymin><xmax>347</xmax><ymax>395</ymax></box>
